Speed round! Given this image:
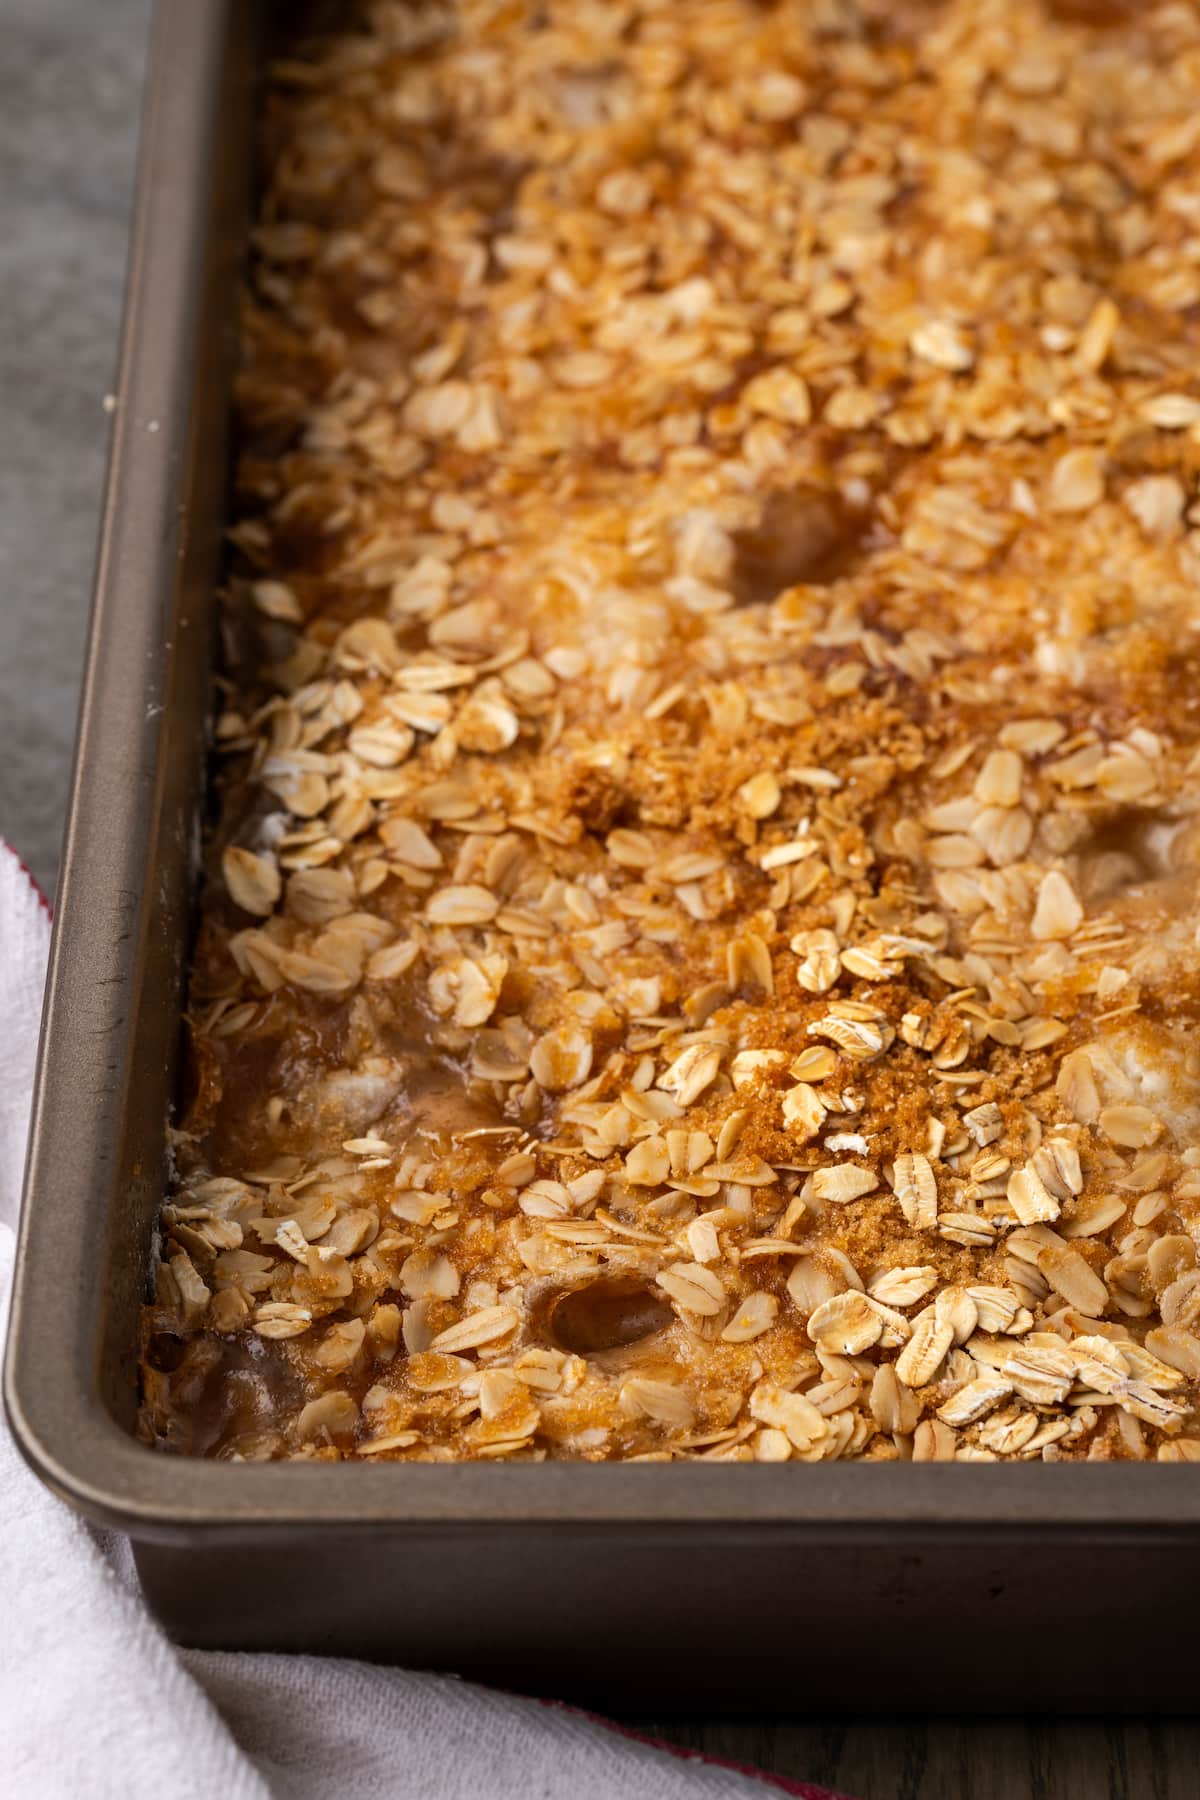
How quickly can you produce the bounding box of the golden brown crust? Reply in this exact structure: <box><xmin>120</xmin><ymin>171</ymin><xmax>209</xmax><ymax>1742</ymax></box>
<box><xmin>140</xmin><ymin>0</ymin><xmax>1200</xmax><ymax>1467</ymax></box>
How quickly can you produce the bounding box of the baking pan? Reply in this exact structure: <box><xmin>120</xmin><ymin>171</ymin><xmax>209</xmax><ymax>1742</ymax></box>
<box><xmin>6</xmin><ymin>0</ymin><xmax>1200</xmax><ymax>1715</ymax></box>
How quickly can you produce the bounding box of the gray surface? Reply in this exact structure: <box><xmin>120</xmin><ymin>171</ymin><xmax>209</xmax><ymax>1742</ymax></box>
<box><xmin>0</xmin><ymin>0</ymin><xmax>152</xmax><ymax>897</ymax></box>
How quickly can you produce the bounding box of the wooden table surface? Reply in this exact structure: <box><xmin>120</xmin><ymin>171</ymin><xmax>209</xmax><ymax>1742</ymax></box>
<box><xmin>641</xmin><ymin>1718</ymin><xmax>1200</xmax><ymax>1798</ymax></box>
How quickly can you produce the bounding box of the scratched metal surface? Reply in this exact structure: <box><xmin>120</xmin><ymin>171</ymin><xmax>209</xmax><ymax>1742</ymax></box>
<box><xmin>0</xmin><ymin>0</ymin><xmax>152</xmax><ymax>897</ymax></box>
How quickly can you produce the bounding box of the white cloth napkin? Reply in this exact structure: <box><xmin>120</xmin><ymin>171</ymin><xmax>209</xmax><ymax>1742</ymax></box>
<box><xmin>0</xmin><ymin>840</ymin><xmax>845</xmax><ymax>1800</ymax></box>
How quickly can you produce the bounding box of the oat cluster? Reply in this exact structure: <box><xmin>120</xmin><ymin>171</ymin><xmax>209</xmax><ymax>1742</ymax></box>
<box><xmin>140</xmin><ymin>0</ymin><xmax>1200</xmax><ymax>1465</ymax></box>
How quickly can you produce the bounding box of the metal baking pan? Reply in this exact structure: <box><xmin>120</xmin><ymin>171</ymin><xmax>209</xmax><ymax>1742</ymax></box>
<box><xmin>6</xmin><ymin>0</ymin><xmax>1200</xmax><ymax>1715</ymax></box>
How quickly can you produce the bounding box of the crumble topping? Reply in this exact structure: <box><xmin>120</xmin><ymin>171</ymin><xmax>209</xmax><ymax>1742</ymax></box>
<box><xmin>140</xmin><ymin>0</ymin><xmax>1200</xmax><ymax>1465</ymax></box>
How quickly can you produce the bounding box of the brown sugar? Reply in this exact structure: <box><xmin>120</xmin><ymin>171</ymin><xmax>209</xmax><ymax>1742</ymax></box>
<box><xmin>139</xmin><ymin>0</ymin><xmax>1200</xmax><ymax>1468</ymax></box>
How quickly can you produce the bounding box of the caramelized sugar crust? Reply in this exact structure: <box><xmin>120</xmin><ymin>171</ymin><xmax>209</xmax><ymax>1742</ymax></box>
<box><xmin>139</xmin><ymin>0</ymin><xmax>1200</xmax><ymax>1466</ymax></box>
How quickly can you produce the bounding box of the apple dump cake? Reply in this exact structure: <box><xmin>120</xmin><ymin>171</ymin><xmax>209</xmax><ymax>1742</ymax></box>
<box><xmin>139</xmin><ymin>0</ymin><xmax>1200</xmax><ymax>1464</ymax></box>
